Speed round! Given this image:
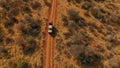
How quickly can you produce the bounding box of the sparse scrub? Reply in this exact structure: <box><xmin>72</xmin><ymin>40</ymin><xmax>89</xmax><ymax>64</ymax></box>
<box><xmin>44</xmin><ymin>0</ymin><xmax>51</xmax><ymax>7</ymax></box>
<box><xmin>9</xmin><ymin>61</ymin><xmax>17</xmax><ymax>68</ymax></box>
<box><xmin>8</xmin><ymin>29</ymin><xmax>14</xmax><ymax>35</ymax></box>
<box><xmin>75</xmin><ymin>0</ymin><xmax>81</xmax><ymax>3</ymax></box>
<box><xmin>8</xmin><ymin>8</ymin><xmax>19</xmax><ymax>18</ymax></box>
<box><xmin>78</xmin><ymin>46</ymin><xmax>102</xmax><ymax>64</ymax></box>
<box><xmin>32</xmin><ymin>2</ymin><xmax>41</xmax><ymax>10</ymax></box>
<box><xmin>81</xmin><ymin>1</ymin><xmax>92</xmax><ymax>10</ymax></box>
<box><xmin>23</xmin><ymin>0</ymin><xmax>29</xmax><ymax>2</ymax></box>
<box><xmin>90</xmin><ymin>7</ymin><xmax>104</xmax><ymax>20</ymax></box>
<box><xmin>84</xmin><ymin>11</ymin><xmax>90</xmax><ymax>17</ymax></box>
<box><xmin>5</xmin><ymin>37</ymin><xmax>14</xmax><ymax>44</ymax></box>
<box><xmin>67</xmin><ymin>9</ymin><xmax>80</xmax><ymax>22</ymax></box>
<box><xmin>109</xmin><ymin>14</ymin><xmax>120</xmax><ymax>25</ymax></box>
<box><xmin>63</xmin><ymin>32</ymin><xmax>72</xmax><ymax>39</ymax></box>
<box><xmin>17</xmin><ymin>59</ymin><xmax>29</xmax><ymax>68</ymax></box>
<box><xmin>2</xmin><ymin>17</ymin><xmax>18</xmax><ymax>28</ymax></box>
<box><xmin>21</xmin><ymin>37</ymin><xmax>37</xmax><ymax>55</ymax></box>
<box><xmin>67</xmin><ymin>0</ymin><xmax>72</xmax><ymax>2</ymax></box>
<box><xmin>22</xmin><ymin>44</ymin><xmax>36</xmax><ymax>55</ymax></box>
<box><xmin>0</xmin><ymin>47</ymin><xmax>10</xmax><ymax>59</ymax></box>
<box><xmin>23</xmin><ymin>6</ymin><xmax>31</xmax><ymax>13</ymax></box>
<box><xmin>67</xmin><ymin>9</ymin><xmax>87</xmax><ymax>27</ymax></box>
<box><xmin>62</xmin><ymin>15</ymin><xmax>68</xmax><ymax>26</ymax></box>
<box><xmin>20</xmin><ymin>18</ymin><xmax>41</xmax><ymax>37</ymax></box>
<box><xmin>0</xmin><ymin>28</ymin><xmax>4</xmax><ymax>44</ymax></box>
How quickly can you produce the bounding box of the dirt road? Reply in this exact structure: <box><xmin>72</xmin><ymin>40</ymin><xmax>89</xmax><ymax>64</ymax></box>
<box><xmin>43</xmin><ymin>0</ymin><xmax>57</xmax><ymax>68</ymax></box>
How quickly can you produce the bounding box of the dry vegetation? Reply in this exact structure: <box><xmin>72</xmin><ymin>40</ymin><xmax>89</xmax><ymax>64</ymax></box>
<box><xmin>55</xmin><ymin>0</ymin><xmax>120</xmax><ymax>68</ymax></box>
<box><xmin>0</xmin><ymin>0</ymin><xmax>49</xmax><ymax>68</ymax></box>
<box><xmin>0</xmin><ymin>0</ymin><xmax>120</xmax><ymax>68</ymax></box>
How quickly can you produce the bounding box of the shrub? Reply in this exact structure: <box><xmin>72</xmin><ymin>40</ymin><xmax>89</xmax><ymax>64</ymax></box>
<box><xmin>23</xmin><ymin>0</ymin><xmax>29</xmax><ymax>2</ymax></box>
<box><xmin>8</xmin><ymin>8</ymin><xmax>19</xmax><ymax>18</ymax></box>
<box><xmin>75</xmin><ymin>0</ymin><xmax>81</xmax><ymax>3</ymax></box>
<box><xmin>28</xmin><ymin>22</ymin><xmax>40</xmax><ymax>36</ymax></box>
<box><xmin>81</xmin><ymin>1</ymin><xmax>92</xmax><ymax>10</ymax></box>
<box><xmin>90</xmin><ymin>7</ymin><xmax>103</xmax><ymax>19</ymax></box>
<box><xmin>0</xmin><ymin>47</ymin><xmax>10</xmax><ymax>59</ymax></box>
<box><xmin>22</xmin><ymin>44</ymin><xmax>36</xmax><ymax>55</ymax></box>
<box><xmin>2</xmin><ymin>17</ymin><xmax>18</xmax><ymax>28</ymax></box>
<box><xmin>0</xmin><ymin>28</ymin><xmax>4</xmax><ymax>44</ymax></box>
<box><xmin>67</xmin><ymin>9</ymin><xmax>87</xmax><ymax>27</ymax></box>
<box><xmin>23</xmin><ymin>6</ymin><xmax>31</xmax><ymax>13</ymax></box>
<box><xmin>44</xmin><ymin>0</ymin><xmax>51</xmax><ymax>7</ymax></box>
<box><xmin>78</xmin><ymin>46</ymin><xmax>102</xmax><ymax>64</ymax></box>
<box><xmin>22</xmin><ymin>37</ymin><xmax>37</xmax><ymax>55</ymax></box>
<box><xmin>109</xmin><ymin>14</ymin><xmax>120</xmax><ymax>25</ymax></box>
<box><xmin>8</xmin><ymin>29</ymin><xmax>14</xmax><ymax>35</ymax></box>
<box><xmin>67</xmin><ymin>9</ymin><xmax>80</xmax><ymax>22</ymax></box>
<box><xmin>17</xmin><ymin>59</ymin><xmax>29</xmax><ymax>68</ymax></box>
<box><xmin>5</xmin><ymin>37</ymin><xmax>14</xmax><ymax>44</ymax></box>
<box><xmin>67</xmin><ymin>0</ymin><xmax>72</xmax><ymax>2</ymax></box>
<box><xmin>9</xmin><ymin>61</ymin><xmax>17</xmax><ymax>68</ymax></box>
<box><xmin>63</xmin><ymin>32</ymin><xmax>72</xmax><ymax>39</ymax></box>
<box><xmin>32</xmin><ymin>2</ymin><xmax>41</xmax><ymax>10</ymax></box>
<box><xmin>20</xmin><ymin>19</ymin><xmax>41</xmax><ymax>37</ymax></box>
<box><xmin>62</xmin><ymin>15</ymin><xmax>68</xmax><ymax>26</ymax></box>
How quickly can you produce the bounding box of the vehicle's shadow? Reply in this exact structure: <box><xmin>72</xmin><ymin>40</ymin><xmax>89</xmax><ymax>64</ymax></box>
<box><xmin>50</xmin><ymin>27</ymin><xmax>58</xmax><ymax>37</ymax></box>
<box><xmin>81</xmin><ymin>60</ymin><xmax>104</xmax><ymax>68</ymax></box>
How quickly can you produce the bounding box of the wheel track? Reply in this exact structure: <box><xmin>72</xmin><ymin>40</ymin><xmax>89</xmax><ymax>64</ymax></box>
<box><xmin>43</xmin><ymin>0</ymin><xmax>57</xmax><ymax>68</ymax></box>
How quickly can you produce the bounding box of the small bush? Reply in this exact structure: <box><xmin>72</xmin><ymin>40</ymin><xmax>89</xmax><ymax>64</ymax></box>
<box><xmin>81</xmin><ymin>1</ymin><xmax>92</xmax><ymax>10</ymax></box>
<box><xmin>67</xmin><ymin>0</ymin><xmax>72</xmax><ymax>2</ymax></box>
<box><xmin>2</xmin><ymin>17</ymin><xmax>18</xmax><ymax>28</ymax></box>
<box><xmin>20</xmin><ymin>19</ymin><xmax>41</xmax><ymax>37</ymax></box>
<box><xmin>5</xmin><ymin>37</ymin><xmax>14</xmax><ymax>44</ymax></box>
<box><xmin>17</xmin><ymin>59</ymin><xmax>29</xmax><ymax>68</ymax></box>
<box><xmin>78</xmin><ymin>46</ymin><xmax>102</xmax><ymax>64</ymax></box>
<box><xmin>22</xmin><ymin>37</ymin><xmax>37</xmax><ymax>55</ymax></box>
<box><xmin>22</xmin><ymin>44</ymin><xmax>36</xmax><ymax>55</ymax></box>
<box><xmin>8</xmin><ymin>8</ymin><xmax>19</xmax><ymax>18</ymax></box>
<box><xmin>8</xmin><ymin>29</ymin><xmax>14</xmax><ymax>35</ymax></box>
<box><xmin>67</xmin><ymin>9</ymin><xmax>80</xmax><ymax>22</ymax></box>
<box><xmin>32</xmin><ymin>2</ymin><xmax>41</xmax><ymax>10</ymax></box>
<box><xmin>0</xmin><ymin>47</ymin><xmax>10</xmax><ymax>59</ymax></box>
<box><xmin>75</xmin><ymin>0</ymin><xmax>81</xmax><ymax>3</ymax></box>
<box><xmin>9</xmin><ymin>61</ymin><xmax>17</xmax><ymax>68</ymax></box>
<box><xmin>90</xmin><ymin>7</ymin><xmax>103</xmax><ymax>19</ymax></box>
<box><xmin>23</xmin><ymin>6</ymin><xmax>31</xmax><ymax>13</ymax></box>
<box><xmin>67</xmin><ymin>9</ymin><xmax>87</xmax><ymax>27</ymax></box>
<box><xmin>44</xmin><ymin>0</ymin><xmax>51</xmax><ymax>7</ymax></box>
<box><xmin>0</xmin><ymin>28</ymin><xmax>4</xmax><ymax>44</ymax></box>
<box><xmin>62</xmin><ymin>15</ymin><xmax>68</xmax><ymax>26</ymax></box>
<box><xmin>23</xmin><ymin>0</ymin><xmax>29</xmax><ymax>2</ymax></box>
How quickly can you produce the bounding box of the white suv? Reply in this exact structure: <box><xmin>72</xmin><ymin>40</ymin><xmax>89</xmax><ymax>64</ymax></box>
<box><xmin>48</xmin><ymin>23</ymin><xmax>53</xmax><ymax>34</ymax></box>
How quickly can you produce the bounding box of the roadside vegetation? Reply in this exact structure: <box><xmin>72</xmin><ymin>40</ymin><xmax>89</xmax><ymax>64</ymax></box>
<box><xmin>55</xmin><ymin>0</ymin><xmax>120</xmax><ymax>68</ymax></box>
